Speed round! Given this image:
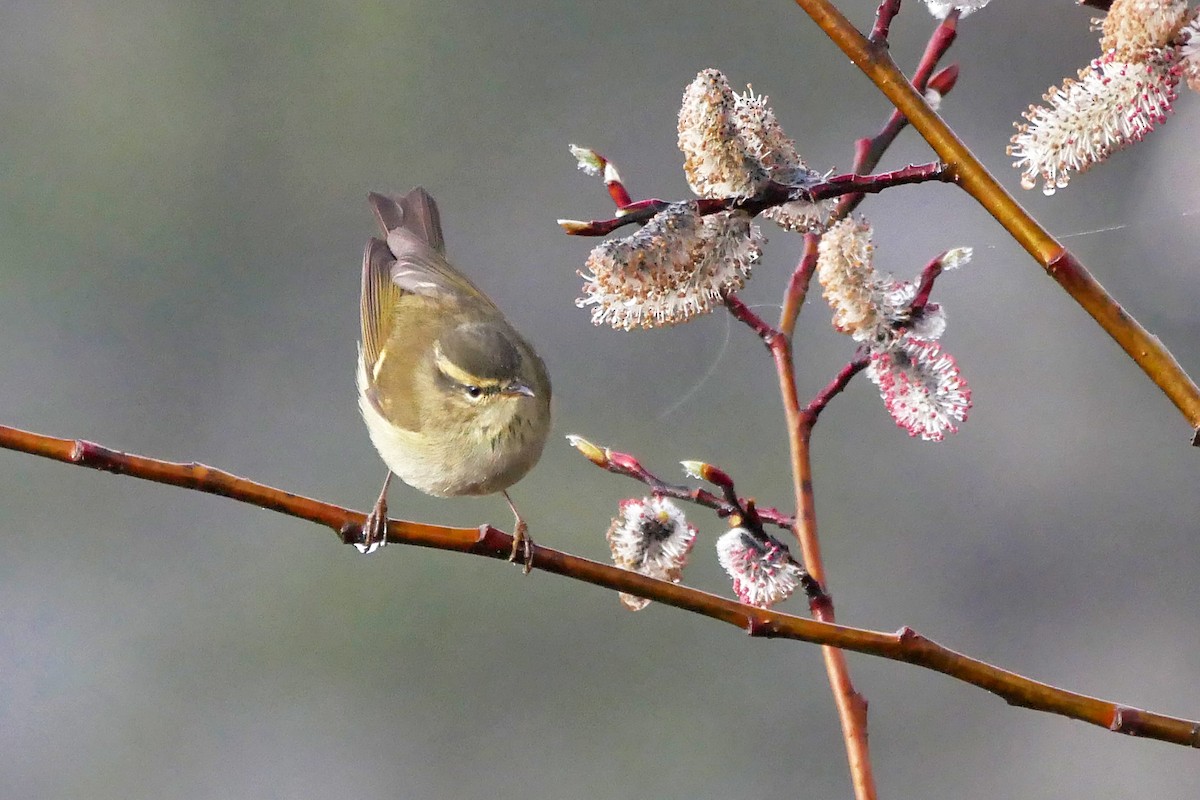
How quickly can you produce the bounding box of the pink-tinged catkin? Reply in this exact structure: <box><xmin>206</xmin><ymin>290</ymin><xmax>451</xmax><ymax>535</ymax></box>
<box><xmin>715</xmin><ymin>527</ymin><xmax>805</xmax><ymax>609</ymax></box>
<box><xmin>866</xmin><ymin>336</ymin><xmax>971</xmax><ymax>442</ymax></box>
<box><xmin>1009</xmin><ymin>51</ymin><xmax>1181</xmax><ymax>194</ymax></box>
<box><xmin>1180</xmin><ymin>13</ymin><xmax>1200</xmax><ymax>92</ymax></box>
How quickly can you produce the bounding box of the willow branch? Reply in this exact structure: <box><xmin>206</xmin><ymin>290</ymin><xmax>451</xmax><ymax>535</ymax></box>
<box><xmin>780</xmin><ymin>233</ymin><xmax>821</xmax><ymax>338</ymax></box>
<box><xmin>777</xmin><ymin>329</ymin><xmax>878</xmax><ymax>799</ymax></box>
<box><xmin>838</xmin><ymin>13</ymin><xmax>960</xmax><ymax>219</ymax></box>
<box><xmin>805</xmin><ymin>356</ymin><xmax>870</xmax><ymax>421</ymax></box>
<box><xmin>561</xmin><ymin>163</ymin><xmax>952</xmax><ymax>236</ymax></box>
<box><xmin>566</xmin><ymin>434</ymin><xmax>795</xmax><ymax>530</ymax></box>
<box><xmin>723</xmin><ymin>293</ymin><xmax>880</xmax><ymax>799</ymax></box>
<box><xmin>791</xmin><ymin>0</ymin><xmax>1200</xmax><ymax>440</ymax></box>
<box><xmin>869</xmin><ymin>0</ymin><xmax>902</xmax><ymax>42</ymax></box>
<box><xmin>910</xmin><ymin>251</ymin><xmax>947</xmax><ymax>314</ymax></box>
<box><xmin>0</xmin><ymin>421</ymin><xmax>1197</xmax><ymax>747</ymax></box>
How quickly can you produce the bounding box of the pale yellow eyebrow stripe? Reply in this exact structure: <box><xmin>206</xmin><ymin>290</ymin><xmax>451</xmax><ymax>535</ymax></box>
<box><xmin>433</xmin><ymin>346</ymin><xmax>504</xmax><ymax>388</ymax></box>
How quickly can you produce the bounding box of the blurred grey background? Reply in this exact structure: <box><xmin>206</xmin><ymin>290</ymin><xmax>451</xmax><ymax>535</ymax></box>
<box><xmin>1</xmin><ymin>1</ymin><xmax>1198</xmax><ymax>798</ymax></box>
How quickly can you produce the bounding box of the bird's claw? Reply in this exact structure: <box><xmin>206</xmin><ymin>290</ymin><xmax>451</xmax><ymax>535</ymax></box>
<box><xmin>356</xmin><ymin>496</ymin><xmax>389</xmax><ymax>554</ymax></box>
<box><xmin>509</xmin><ymin>520</ymin><xmax>534</xmax><ymax>574</ymax></box>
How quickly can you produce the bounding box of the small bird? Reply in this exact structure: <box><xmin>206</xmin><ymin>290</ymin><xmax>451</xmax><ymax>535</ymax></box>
<box><xmin>356</xmin><ymin>187</ymin><xmax>551</xmax><ymax>569</ymax></box>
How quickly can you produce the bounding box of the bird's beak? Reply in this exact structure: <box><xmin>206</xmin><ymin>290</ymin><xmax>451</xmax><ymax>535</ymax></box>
<box><xmin>502</xmin><ymin>381</ymin><xmax>536</xmax><ymax>398</ymax></box>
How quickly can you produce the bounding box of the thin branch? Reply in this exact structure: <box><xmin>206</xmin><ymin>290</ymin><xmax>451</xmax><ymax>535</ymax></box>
<box><xmin>566</xmin><ymin>434</ymin><xmax>796</xmax><ymax>530</ymax></box>
<box><xmin>810</xmin><ymin>162</ymin><xmax>952</xmax><ymax>201</ymax></box>
<box><xmin>729</xmin><ymin>269</ymin><xmax>878</xmax><ymax>798</ymax></box>
<box><xmin>791</xmin><ymin>0</ymin><xmax>1200</xmax><ymax>440</ymax></box>
<box><xmin>724</xmin><ymin>292</ymin><xmax>780</xmax><ymax>344</ymax></box>
<box><xmin>0</xmin><ymin>421</ymin><xmax>1197</xmax><ymax>747</ymax></box>
<box><xmin>910</xmin><ymin>250</ymin><xmax>950</xmax><ymax>315</ymax></box>
<box><xmin>779</xmin><ymin>233</ymin><xmax>822</xmax><ymax>339</ymax></box>
<box><xmin>727</xmin><ymin>217</ymin><xmax>879</xmax><ymax>795</ymax></box>
<box><xmin>837</xmin><ymin>13</ymin><xmax>960</xmax><ymax>220</ymax></box>
<box><xmin>771</xmin><ymin>328</ymin><xmax>878</xmax><ymax>799</ymax></box>
<box><xmin>805</xmin><ymin>356</ymin><xmax>870</xmax><ymax>421</ymax></box>
<box><xmin>869</xmin><ymin>0</ymin><xmax>903</xmax><ymax>42</ymax></box>
<box><xmin>910</xmin><ymin>11</ymin><xmax>959</xmax><ymax>92</ymax></box>
<box><xmin>727</xmin><ymin>219</ymin><xmax>876</xmax><ymax>792</ymax></box>
<box><xmin>561</xmin><ymin>164</ymin><xmax>952</xmax><ymax>236</ymax></box>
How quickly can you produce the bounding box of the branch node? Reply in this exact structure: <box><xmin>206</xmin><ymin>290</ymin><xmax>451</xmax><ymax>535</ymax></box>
<box><xmin>339</xmin><ymin>520</ymin><xmax>364</xmax><ymax>546</ymax></box>
<box><xmin>475</xmin><ymin>523</ymin><xmax>498</xmax><ymax>546</ymax></box>
<box><xmin>746</xmin><ymin>615</ymin><xmax>782</xmax><ymax>638</ymax></box>
<box><xmin>1110</xmin><ymin>706</ymin><xmax>1146</xmax><ymax>736</ymax></box>
<box><xmin>71</xmin><ymin>439</ymin><xmax>119</xmax><ymax>470</ymax></box>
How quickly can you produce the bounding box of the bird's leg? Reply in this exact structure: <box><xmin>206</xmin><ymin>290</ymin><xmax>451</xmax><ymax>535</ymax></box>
<box><xmin>357</xmin><ymin>472</ymin><xmax>393</xmax><ymax>554</ymax></box>
<box><xmin>503</xmin><ymin>490</ymin><xmax>534</xmax><ymax>574</ymax></box>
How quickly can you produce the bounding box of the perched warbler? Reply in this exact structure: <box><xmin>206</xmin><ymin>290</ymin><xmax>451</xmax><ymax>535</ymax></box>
<box><xmin>356</xmin><ymin>188</ymin><xmax>551</xmax><ymax>568</ymax></box>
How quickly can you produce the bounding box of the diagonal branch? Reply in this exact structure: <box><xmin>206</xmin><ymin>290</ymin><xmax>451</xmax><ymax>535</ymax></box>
<box><xmin>1</xmin><ymin>420</ymin><xmax>1196</xmax><ymax>747</ymax></box>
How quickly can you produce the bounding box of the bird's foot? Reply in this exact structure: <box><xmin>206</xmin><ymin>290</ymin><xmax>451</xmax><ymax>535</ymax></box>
<box><xmin>508</xmin><ymin>520</ymin><xmax>534</xmax><ymax>574</ymax></box>
<box><xmin>356</xmin><ymin>476</ymin><xmax>392</xmax><ymax>554</ymax></box>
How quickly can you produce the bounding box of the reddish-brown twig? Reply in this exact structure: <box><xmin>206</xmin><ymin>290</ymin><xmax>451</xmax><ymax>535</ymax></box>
<box><xmin>780</xmin><ymin>233</ymin><xmax>822</xmax><ymax>338</ymax></box>
<box><xmin>910</xmin><ymin>252</ymin><xmax>947</xmax><ymax>315</ymax></box>
<box><xmin>561</xmin><ymin>164</ymin><xmax>952</xmax><ymax>236</ymax></box>
<box><xmin>566</xmin><ymin>435</ymin><xmax>796</xmax><ymax>530</ymax></box>
<box><xmin>723</xmin><ymin>289</ymin><xmax>879</xmax><ymax>800</ymax></box>
<box><xmin>838</xmin><ymin>12</ymin><xmax>961</xmax><ymax>221</ymax></box>
<box><xmin>806</xmin><ymin>356</ymin><xmax>871</xmax><ymax>421</ymax></box>
<box><xmin>869</xmin><ymin>0</ymin><xmax>903</xmax><ymax>42</ymax></box>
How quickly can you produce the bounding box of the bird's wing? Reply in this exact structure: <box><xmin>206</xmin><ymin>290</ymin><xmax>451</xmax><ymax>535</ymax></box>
<box><xmin>359</xmin><ymin>235</ymin><xmax>442</xmax><ymax>432</ymax></box>
<box><xmin>359</xmin><ymin>236</ymin><xmax>403</xmax><ymax>373</ymax></box>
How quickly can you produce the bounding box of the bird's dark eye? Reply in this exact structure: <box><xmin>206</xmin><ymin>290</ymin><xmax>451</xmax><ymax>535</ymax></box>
<box><xmin>465</xmin><ymin>385</ymin><xmax>483</xmax><ymax>399</ymax></box>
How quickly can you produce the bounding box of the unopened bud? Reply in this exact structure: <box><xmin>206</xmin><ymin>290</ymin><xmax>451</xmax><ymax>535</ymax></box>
<box><xmin>603</xmin><ymin>161</ymin><xmax>623</xmax><ymax>186</ymax></box>
<box><xmin>928</xmin><ymin>64</ymin><xmax>959</xmax><ymax>96</ymax></box>
<box><xmin>558</xmin><ymin>218</ymin><xmax>592</xmax><ymax>234</ymax></box>
<box><xmin>565</xmin><ymin>434</ymin><xmax>609</xmax><ymax>467</ymax></box>
<box><xmin>939</xmin><ymin>247</ymin><xmax>972</xmax><ymax>270</ymax></box>
<box><xmin>569</xmin><ymin>144</ymin><xmax>604</xmax><ymax>177</ymax></box>
<box><xmin>680</xmin><ymin>460</ymin><xmax>734</xmax><ymax>489</ymax></box>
